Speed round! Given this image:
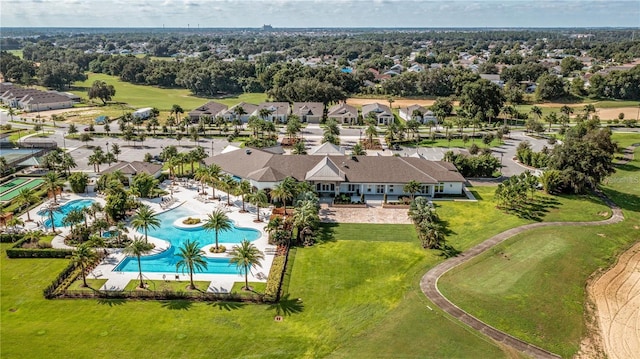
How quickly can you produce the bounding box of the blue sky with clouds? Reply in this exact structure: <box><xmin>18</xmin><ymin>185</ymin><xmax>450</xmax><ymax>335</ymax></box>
<box><xmin>1</xmin><ymin>0</ymin><xmax>639</xmax><ymax>28</ymax></box>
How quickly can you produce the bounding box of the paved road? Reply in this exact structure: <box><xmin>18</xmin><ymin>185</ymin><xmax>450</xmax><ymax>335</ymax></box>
<box><xmin>420</xmin><ymin>192</ymin><xmax>625</xmax><ymax>359</ymax></box>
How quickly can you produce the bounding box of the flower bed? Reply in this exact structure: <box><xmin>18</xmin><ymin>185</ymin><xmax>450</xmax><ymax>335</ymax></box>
<box><xmin>182</xmin><ymin>217</ymin><xmax>201</xmax><ymax>225</ymax></box>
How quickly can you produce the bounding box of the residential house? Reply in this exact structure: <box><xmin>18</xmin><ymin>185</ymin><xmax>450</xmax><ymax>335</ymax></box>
<box><xmin>327</xmin><ymin>103</ymin><xmax>358</xmax><ymax>125</ymax></box>
<box><xmin>361</xmin><ymin>103</ymin><xmax>394</xmax><ymax>125</ymax></box>
<box><xmin>1</xmin><ymin>88</ymin><xmax>41</xmax><ymax>107</ymax></box>
<box><xmin>479</xmin><ymin>74</ymin><xmax>504</xmax><ymax>88</ymax></box>
<box><xmin>292</xmin><ymin>102</ymin><xmax>324</xmax><ymax>123</ymax></box>
<box><xmin>221</xmin><ymin>102</ymin><xmax>258</xmax><ymax>123</ymax></box>
<box><xmin>202</xmin><ymin>148</ymin><xmax>466</xmax><ymax>198</ymax></box>
<box><xmin>188</xmin><ymin>101</ymin><xmax>228</xmax><ymax>122</ymax></box>
<box><xmin>307</xmin><ymin>142</ymin><xmax>345</xmax><ymax>156</ymax></box>
<box><xmin>407</xmin><ymin>64</ymin><xmax>425</xmax><ymax>73</ymax></box>
<box><xmin>399</xmin><ymin>105</ymin><xmax>437</xmax><ymax>124</ymax></box>
<box><xmin>253</xmin><ymin>102</ymin><xmax>290</xmax><ymax>123</ymax></box>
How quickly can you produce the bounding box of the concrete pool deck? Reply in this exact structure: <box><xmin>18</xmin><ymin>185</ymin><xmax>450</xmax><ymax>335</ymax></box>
<box><xmin>29</xmin><ymin>181</ymin><xmax>275</xmax><ymax>293</ymax></box>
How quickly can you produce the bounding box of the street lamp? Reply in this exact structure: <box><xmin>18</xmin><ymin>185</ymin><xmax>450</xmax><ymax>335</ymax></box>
<box><xmin>500</xmin><ymin>153</ymin><xmax>504</xmax><ymax>177</ymax></box>
<box><xmin>210</xmin><ymin>140</ymin><xmax>214</xmax><ymax>156</ymax></box>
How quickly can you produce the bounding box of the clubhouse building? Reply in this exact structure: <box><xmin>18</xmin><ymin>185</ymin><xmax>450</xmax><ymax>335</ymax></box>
<box><xmin>203</xmin><ymin>147</ymin><xmax>466</xmax><ymax>199</ymax></box>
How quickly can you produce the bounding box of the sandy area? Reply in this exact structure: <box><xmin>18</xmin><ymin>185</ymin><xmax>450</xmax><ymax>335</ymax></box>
<box><xmin>589</xmin><ymin>241</ymin><xmax>640</xmax><ymax>359</ymax></box>
<box><xmin>319</xmin><ymin>204</ymin><xmax>412</xmax><ymax>224</ymax></box>
<box><xmin>347</xmin><ymin>98</ymin><xmax>439</xmax><ymax>109</ymax></box>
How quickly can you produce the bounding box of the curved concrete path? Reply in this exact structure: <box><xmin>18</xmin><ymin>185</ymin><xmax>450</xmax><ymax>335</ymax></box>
<box><xmin>421</xmin><ymin>192</ymin><xmax>625</xmax><ymax>359</ymax></box>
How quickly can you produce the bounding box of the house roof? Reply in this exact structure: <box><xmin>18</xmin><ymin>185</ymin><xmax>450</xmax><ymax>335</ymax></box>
<box><xmin>224</xmin><ymin>102</ymin><xmax>258</xmax><ymax>117</ymax></box>
<box><xmin>19</xmin><ymin>92</ymin><xmax>73</xmax><ymax>105</ymax></box>
<box><xmin>401</xmin><ymin>104</ymin><xmax>428</xmax><ymax>115</ymax></box>
<box><xmin>292</xmin><ymin>102</ymin><xmax>324</xmax><ymax>117</ymax></box>
<box><xmin>327</xmin><ymin>103</ymin><xmax>358</xmax><ymax>118</ymax></box>
<box><xmin>188</xmin><ymin>101</ymin><xmax>228</xmax><ymax>118</ymax></box>
<box><xmin>102</xmin><ymin>161</ymin><xmax>162</xmax><ymax>176</ymax></box>
<box><xmin>362</xmin><ymin>103</ymin><xmax>392</xmax><ymax>117</ymax></box>
<box><xmin>203</xmin><ymin>148</ymin><xmax>465</xmax><ymax>184</ymax></box>
<box><xmin>254</xmin><ymin>102</ymin><xmax>290</xmax><ymax>116</ymax></box>
<box><xmin>307</xmin><ymin>142</ymin><xmax>345</xmax><ymax>156</ymax></box>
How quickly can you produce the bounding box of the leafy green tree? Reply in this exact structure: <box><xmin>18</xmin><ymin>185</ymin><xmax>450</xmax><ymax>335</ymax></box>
<box><xmin>459</xmin><ymin>79</ymin><xmax>504</xmax><ymax>122</ymax></box>
<box><xmin>131</xmin><ymin>205</ymin><xmax>160</xmax><ymax>242</ymax></box>
<box><xmin>203</xmin><ymin>209</ymin><xmax>232</xmax><ymax>252</ymax></box>
<box><xmin>535</xmin><ymin>73</ymin><xmax>567</xmax><ymax>101</ymax></box>
<box><xmin>175</xmin><ymin>239</ymin><xmax>208</xmax><ymax>290</ymax></box>
<box><xmin>123</xmin><ymin>236</ymin><xmax>155</xmax><ymax>289</ymax></box>
<box><xmin>229</xmin><ymin>239</ymin><xmax>265</xmax><ymax>290</ymax></box>
<box><xmin>88</xmin><ymin>80</ymin><xmax>116</xmax><ymax>104</ymax></box>
<box><xmin>131</xmin><ymin>172</ymin><xmax>159</xmax><ymax>198</ymax></box>
<box><xmin>71</xmin><ymin>244</ymin><xmax>97</xmax><ymax>288</ymax></box>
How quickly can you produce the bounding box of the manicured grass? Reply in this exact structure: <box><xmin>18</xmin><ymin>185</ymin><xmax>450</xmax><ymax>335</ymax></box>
<box><xmin>0</xmin><ymin>185</ymin><xmax>618</xmax><ymax>358</ymax></box>
<box><xmin>70</xmin><ymin>73</ymin><xmax>266</xmax><ymax>111</ymax></box>
<box><xmin>230</xmin><ymin>281</ymin><xmax>266</xmax><ymax>297</ymax></box>
<box><xmin>68</xmin><ymin>279</ymin><xmax>108</xmax><ymax>291</ymax></box>
<box><xmin>438</xmin><ymin>149</ymin><xmax>640</xmax><ymax>358</ymax></box>
<box><xmin>7</xmin><ymin>49</ymin><xmax>23</xmax><ymax>59</ymax></box>
<box><xmin>406</xmin><ymin>137</ymin><xmax>501</xmax><ymax>149</ymax></box>
<box><xmin>612</xmin><ymin>132</ymin><xmax>640</xmax><ymax>150</ymax></box>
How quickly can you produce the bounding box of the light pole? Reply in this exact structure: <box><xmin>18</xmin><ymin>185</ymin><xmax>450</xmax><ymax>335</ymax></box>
<box><xmin>500</xmin><ymin>153</ymin><xmax>504</xmax><ymax>177</ymax></box>
<box><xmin>210</xmin><ymin>140</ymin><xmax>214</xmax><ymax>156</ymax></box>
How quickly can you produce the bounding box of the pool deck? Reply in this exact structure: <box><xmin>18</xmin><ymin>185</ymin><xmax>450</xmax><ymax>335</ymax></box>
<box><xmin>25</xmin><ymin>180</ymin><xmax>275</xmax><ymax>293</ymax></box>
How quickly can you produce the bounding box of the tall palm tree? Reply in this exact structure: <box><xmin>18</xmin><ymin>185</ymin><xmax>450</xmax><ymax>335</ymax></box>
<box><xmin>365</xmin><ymin>124</ymin><xmax>377</xmax><ymax>148</ymax></box>
<box><xmin>229</xmin><ymin>239</ymin><xmax>265</xmax><ymax>290</ymax></box>
<box><xmin>43</xmin><ymin>172</ymin><xmax>63</xmax><ymax>203</ymax></box>
<box><xmin>203</xmin><ymin>209</ymin><xmax>232</xmax><ymax>252</ymax></box>
<box><xmin>233</xmin><ymin>105</ymin><xmax>247</xmax><ymax>124</ymax></box>
<box><xmin>16</xmin><ymin>188</ymin><xmax>38</xmax><ymax>222</ymax></box>
<box><xmin>62</xmin><ymin>208</ymin><xmax>85</xmax><ymax>232</ymax></box>
<box><xmin>530</xmin><ymin>106</ymin><xmax>543</xmax><ymax>120</ymax></box>
<box><xmin>292</xmin><ymin>200</ymin><xmax>319</xmax><ymax>245</ymax></box>
<box><xmin>175</xmin><ymin>239</ymin><xmax>208</xmax><ymax>290</ymax></box>
<box><xmin>220</xmin><ymin>174</ymin><xmax>236</xmax><ymax>205</ymax></box>
<box><xmin>123</xmin><ymin>236</ymin><xmax>154</xmax><ymax>289</ymax></box>
<box><xmin>271</xmin><ymin>180</ymin><xmax>295</xmax><ymax>212</ymax></box>
<box><xmin>264</xmin><ymin>216</ymin><xmax>282</xmax><ymax>241</ymax></box>
<box><xmin>71</xmin><ymin>244</ymin><xmax>97</xmax><ymax>287</ymax></box>
<box><xmin>61</xmin><ymin>152</ymin><xmax>76</xmax><ymax>176</ymax></box>
<box><xmin>130</xmin><ymin>205</ymin><xmax>160</xmax><ymax>243</ymax></box>
<box><xmin>42</xmin><ymin>203</ymin><xmax>62</xmax><ymax>232</ymax></box>
<box><xmin>236</xmin><ymin>180</ymin><xmax>252</xmax><ymax>212</ymax></box>
<box><xmin>248</xmin><ymin>189</ymin><xmax>268</xmax><ymax>222</ymax></box>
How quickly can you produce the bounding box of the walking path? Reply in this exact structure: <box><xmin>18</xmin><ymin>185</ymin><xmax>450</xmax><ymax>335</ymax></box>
<box><xmin>420</xmin><ymin>192</ymin><xmax>625</xmax><ymax>358</ymax></box>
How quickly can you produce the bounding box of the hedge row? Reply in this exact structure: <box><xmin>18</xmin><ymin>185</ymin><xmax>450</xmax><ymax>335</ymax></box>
<box><xmin>0</xmin><ymin>233</ymin><xmax>23</xmax><ymax>243</ymax></box>
<box><xmin>5</xmin><ymin>238</ymin><xmax>74</xmax><ymax>258</ymax></box>
<box><xmin>44</xmin><ymin>253</ymin><xmax>106</xmax><ymax>299</ymax></box>
<box><xmin>264</xmin><ymin>250</ymin><xmax>288</xmax><ymax>302</ymax></box>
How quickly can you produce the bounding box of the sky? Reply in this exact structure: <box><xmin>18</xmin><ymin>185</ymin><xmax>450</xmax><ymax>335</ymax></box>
<box><xmin>1</xmin><ymin>0</ymin><xmax>639</xmax><ymax>28</ymax></box>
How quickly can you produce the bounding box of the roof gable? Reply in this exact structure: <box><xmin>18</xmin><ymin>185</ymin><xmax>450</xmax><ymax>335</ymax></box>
<box><xmin>305</xmin><ymin>157</ymin><xmax>345</xmax><ymax>181</ymax></box>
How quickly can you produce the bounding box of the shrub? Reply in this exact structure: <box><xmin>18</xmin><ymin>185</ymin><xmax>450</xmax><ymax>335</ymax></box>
<box><xmin>209</xmin><ymin>245</ymin><xmax>226</xmax><ymax>253</ymax></box>
<box><xmin>182</xmin><ymin>217</ymin><xmax>201</xmax><ymax>225</ymax></box>
<box><xmin>264</xmin><ymin>253</ymin><xmax>287</xmax><ymax>302</ymax></box>
<box><xmin>0</xmin><ymin>233</ymin><xmax>23</xmax><ymax>243</ymax></box>
<box><xmin>468</xmin><ymin>143</ymin><xmax>480</xmax><ymax>155</ymax></box>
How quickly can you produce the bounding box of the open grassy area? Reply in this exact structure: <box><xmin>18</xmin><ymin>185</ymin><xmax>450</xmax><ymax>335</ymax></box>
<box><xmin>438</xmin><ymin>148</ymin><xmax>640</xmax><ymax>358</ymax></box>
<box><xmin>612</xmin><ymin>132</ymin><xmax>640</xmax><ymax>150</ymax></box>
<box><xmin>0</xmin><ymin>180</ymin><xmax>620</xmax><ymax>358</ymax></box>
<box><xmin>70</xmin><ymin>73</ymin><xmax>266</xmax><ymax>111</ymax></box>
<box><xmin>123</xmin><ymin>279</ymin><xmax>211</xmax><ymax>292</ymax></box>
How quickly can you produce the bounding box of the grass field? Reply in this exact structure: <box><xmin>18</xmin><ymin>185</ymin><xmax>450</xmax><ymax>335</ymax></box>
<box><xmin>70</xmin><ymin>73</ymin><xmax>266</xmax><ymax>111</ymax></box>
<box><xmin>438</xmin><ymin>146</ymin><xmax>640</xmax><ymax>358</ymax></box>
<box><xmin>0</xmin><ymin>181</ymin><xmax>617</xmax><ymax>358</ymax></box>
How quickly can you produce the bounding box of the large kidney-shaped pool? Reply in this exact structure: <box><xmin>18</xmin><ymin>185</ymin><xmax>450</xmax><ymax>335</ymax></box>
<box><xmin>39</xmin><ymin>199</ymin><xmax>95</xmax><ymax>229</ymax></box>
<box><xmin>115</xmin><ymin>206</ymin><xmax>261</xmax><ymax>274</ymax></box>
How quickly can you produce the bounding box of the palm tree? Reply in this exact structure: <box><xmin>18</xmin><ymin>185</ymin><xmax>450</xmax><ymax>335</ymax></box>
<box><xmin>71</xmin><ymin>244</ymin><xmax>97</xmax><ymax>287</ymax></box>
<box><xmin>229</xmin><ymin>239</ymin><xmax>265</xmax><ymax>291</ymax></box>
<box><xmin>42</xmin><ymin>203</ymin><xmax>62</xmax><ymax>232</ymax></box>
<box><xmin>43</xmin><ymin>172</ymin><xmax>63</xmax><ymax>203</ymax></box>
<box><xmin>560</xmin><ymin>105</ymin><xmax>574</xmax><ymax>118</ymax></box>
<box><xmin>62</xmin><ymin>208</ymin><xmax>84</xmax><ymax>232</ymax></box>
<box><xmin>419</xmin><ymin>221</ymin><xmax>446</xmax><ymax>249</ymax></box>
<box><xmin>171</xmin><ymin>104</ymin><xmax>184</xmax><ymax>125</ymax></box>
<box><xmin>583</xmin><ymin>104</ymin><xmax>596</xmax><ymax>119</ymax></box>
<box><xmin>364</xmin><ymin>124</ymin><xmax>377</xmax><ymax>148</ymax></box>
<box><xmin>16</xmin><ymin>188</ymin><xmax>38</xmax><ymax>222</ymax></box>
<box><xmin>292</xmin><ymin>200</ymin><xmax>319</xmax><ymax>245</ymax></box>
<box><xmin>403</xmin><ymin>180</ymin><xmax>422</xmax><ymax>201</ymax></box>
<box><xmin>271</xmin><ymin>177</ymin><xmax>296</xmax><ymax>212</ymax></box>
<box><xmin>530</xmin><ymin>106</ymin><xmax>543</xmax><ymax>120</ymax></box>
<box><xmin>248</xmin><ymin>189</ymin><xmax>268</xmax><ymax>222</ymax></box>
<box><xmin>23</xmin><ymin>230</ymin><xmax>43</xmax><ymax>244</ymax></box>
<box><xmin>264</xmin><ymin>216</ymin><xmax>282</xmax><ymax>241</ymax></box>
<box><xmin>203</xmin><ymin>209</ymin><xmax>232</xmax><ymax>252</ymax></box>
<box><xmin>175</xmin><ymin>239</ymin><xmax>208</xmax><ymax>290</ymax></box>
<box><xmin>351</xmin><ymin>143</ymin><xmax>366</xmax><ymax>155</ymax></box>
<box><xmin>130</xmin><ymin>205</ymin><xmax>160</xmax><ymax>243</ymax></box>
<box><xmin>61</xmin><ymin>152</ymin><xmax>76</xmax><ymax>176</ymax></box>
<box><xmin>236</xmin><ymin>180</ymin><xmax>252</xmax><ymax>212</ymax></box>
<box><xmin>123</xmin><ymin>236</ymin><xmax>155</xmax><ymax>289</ymax></box>
<box><xmin>233</xmin><ymin>105</ymin><xmax>247</xmax><ymax>124</ymax></box>
<box><xmin>220</xmin><ymin>174</ymin><xmax>236</xmax><ymax>205</ymax></box>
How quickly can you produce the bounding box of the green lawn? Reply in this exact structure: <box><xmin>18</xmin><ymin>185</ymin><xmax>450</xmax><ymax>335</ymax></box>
<box><xmin>123</xmin><ymin>279</ymin><xmax>211</xmax><ymax>292</ymax></box>
<box><xmin>0</xmin><ymin>181</ymin><xmax>623</xmax><ymax>358</ymax></box>
<box><xmin>612</xmin><ymin>132</ymin><xmax>640</xmax><ymax>150</ymax></box>
<box><xmin>438</xmin><ymin>148</ymin><xmax>640</xmax><ymax>358</ymax></box>
<box><xmin>70</xmin><ymin>73</ymin><xmax>266</xmax><ymax>111</ymax></box>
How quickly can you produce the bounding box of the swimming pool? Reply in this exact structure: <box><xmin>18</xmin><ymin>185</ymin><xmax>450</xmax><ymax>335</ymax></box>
<box><xmin>114</xmin><ymin>206</ymin><xmax>261</xmax><ymax>274</ymax></box>
<box><xmin>39</xmin><ymin>199</ymin><xmax>95</xmax><ymax>229</ymax></box>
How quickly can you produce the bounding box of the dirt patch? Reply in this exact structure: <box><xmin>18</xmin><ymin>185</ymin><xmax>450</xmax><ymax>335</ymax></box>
<box><xmin>319</xmin><ymin>204</ymin><xmax>412</xmax><ymax>224</ymax></box>
<box><xmin>584</xmin><ymin>242</ymin><xmax>640</xmax><ymax>359</ymax></box>
<box><xmin>347</xmin><ymin>98</ymin><xmax>439</xmax><ymax>109</ymax></box>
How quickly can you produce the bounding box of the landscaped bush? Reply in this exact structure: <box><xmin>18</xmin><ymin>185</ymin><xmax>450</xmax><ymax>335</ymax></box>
<box><xmin>209</xmin><ymin>245</ymin><xmax>226</xmax><ymax>253</ymax></box>
<box><xmin>182</xmin><ymin>217</ymin><xmax>201</xmax><ymax>225</ymax></box>
<box><xmin>6</xmin><ymin>237</ymin><xmax>74</xmax><ymax>258</ymax></box>
<box><xmin>264</xmin><ymin>252</ymin><xmax>287</xmax><ymax>302</ymax></box>
<box><xmin>0</xmin><ymin>233</ymin><xmax>23</xmax><ymax>243</ymax></box>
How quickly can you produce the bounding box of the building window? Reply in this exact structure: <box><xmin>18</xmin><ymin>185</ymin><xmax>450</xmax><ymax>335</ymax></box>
<box><xmin>347</xmin><ymin>184</ymin><xmax>358</xmax><ymax>192</ymax></box>
<box><xmin>436</xmin><ymin>183</ymin><xmax>445</xmax><ymax>193</ymax></box>
<box><xmin>376</xmin><ymin>185</ymin><xmax>384</xmax><ymax>194</ymax></box>
<box><xmin>420</xmin><ymin>185</ymin><xmax>430</xmax><ymax>194</ymax></box>
<box><xmin>389</xmin><ymin>185</ymin><xmax>394</xmax><ymax>193</ymax></box>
